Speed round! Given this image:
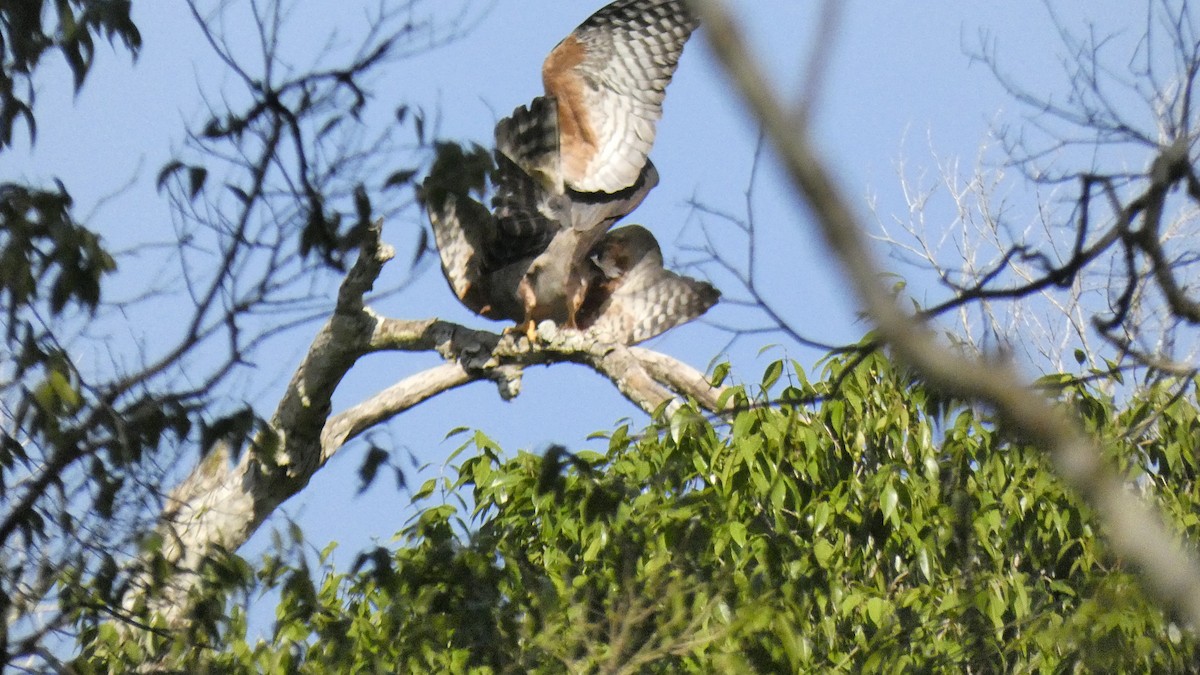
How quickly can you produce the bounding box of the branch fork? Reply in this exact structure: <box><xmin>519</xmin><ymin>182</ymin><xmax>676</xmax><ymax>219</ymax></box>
<box><xmin>132</xmin><ymin>218</ymin><xmax>727</xmax><ymax>629</ymax></box>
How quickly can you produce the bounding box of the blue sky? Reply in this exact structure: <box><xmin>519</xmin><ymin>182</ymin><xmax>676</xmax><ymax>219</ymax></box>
<box><xmin>9</xmin><ymin>0</ymin><xmax>1134</xmax><ymax>601</ymax></box>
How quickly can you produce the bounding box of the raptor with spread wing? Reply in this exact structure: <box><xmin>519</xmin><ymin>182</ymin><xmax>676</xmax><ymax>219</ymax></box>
<box><xmin>422</xmin><ymin>0</ymin><xmax>717</xmax><ymax>344</ymax></box>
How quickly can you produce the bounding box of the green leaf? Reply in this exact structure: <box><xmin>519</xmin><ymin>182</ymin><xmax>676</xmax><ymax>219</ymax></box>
<box><xmin>865</xmin><ymin>597</ymin><xmax>887</xmax><ymax>627</ymax></box>
<box><xmin>413</xmin><ymin>478</ymin><xmax>437</xmax><ymax>501</ymax></box>
<box><xmin>840</xmin><ymin>592</ymin><xmax>863</xmax><ymax>615</ymax></box>
<box><xmin>711</xmin><ymin>362</ymin><xmax>731</xmax><ymax>386</ymax></box>
<box><xmin>48</xmin><ymin>369</ymin><xmax>80</xmax><ymax>410</ymax></box>
<box><xmin>880</xmin><ymin>483</ymin><xmax>899</xmax><ymax>523</ymax></box>
<box><xmin>917</xmin><ymin>546</ymin><xmax>932</xmax><ymax>581</ymax></box>
<box><xmin>811</xmin><ymin>502</ymin><xmax>830</xmax><ymax>536</ymax></box>
<box><xmin>762</xmin><ymin>360</ymin><xmax>783</xmax><ymax>391</ymax></box>
<box><xmin>813</xmin><ymin>539</ymin><xmax>834</xmax><ymax>567</ymax></box>
<box><xmin>728</xmin><ymin>521</ymin><xmax>747</xmax><ymax>547</ymax></box>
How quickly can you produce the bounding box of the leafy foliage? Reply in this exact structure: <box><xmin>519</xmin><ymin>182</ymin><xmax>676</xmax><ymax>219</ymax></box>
<box><xmin>0</xmin><ymin>0</ymin><xmax>140</xmax><ymax>147</ymax></box>
<box><xmin>0</xmin><ymin>182</ymin><xmax>114</xmax><ymax>332</ymax></box>
<box><xmin>82</xmin><ymin>353</ymin><xmax>1200</xmax><ymax>672</ymax></box>
<box><xmin>0</xmin><ymin>1</ymin><xmax>448</xmax><ymax>668</ymax></box>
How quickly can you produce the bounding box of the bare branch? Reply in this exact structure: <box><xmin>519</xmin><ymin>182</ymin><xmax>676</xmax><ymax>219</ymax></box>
<box><xmin>691</xmin><ymin>0</ymin><xmax>1200</xmax><ymax>628</ymax></box>
<box><xmin>871</xmin><ymin>1</ymin><xmax>1200</xmax><ymax>376</ymax></box>
<box><xmin>321</xmin><ymin>363</ymin><xmax>474</xmax><ymax>456</ymax></box>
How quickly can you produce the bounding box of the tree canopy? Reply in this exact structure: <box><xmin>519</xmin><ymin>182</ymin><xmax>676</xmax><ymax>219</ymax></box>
<box><xmin>76</xmin><ymin>353</ymin><xmax>1200</xmax><ymax>672</ymax></box>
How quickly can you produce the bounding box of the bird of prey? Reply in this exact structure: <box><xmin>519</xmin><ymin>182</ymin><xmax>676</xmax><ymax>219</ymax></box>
<box><xmin>580</xmin><ymin>224</ymin><xmax>720</xmax><ymax>345</ymax></box>
<box><xmin>422</xmin><ymin>0</ymin><xmax>717</xmax><ymax>344</ymax></box>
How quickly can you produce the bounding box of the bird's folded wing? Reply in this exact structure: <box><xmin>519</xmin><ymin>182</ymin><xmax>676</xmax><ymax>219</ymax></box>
<box><xmin>423</xmin><ymin>183</ymin><xmax>492</xmax><ymax>315</ymax></box>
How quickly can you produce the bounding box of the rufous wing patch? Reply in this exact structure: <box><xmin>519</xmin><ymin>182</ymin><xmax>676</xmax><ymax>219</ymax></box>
<box><xmin>542</xmin><ymin>34</ymin><xmax>598</xmax><ymax>187</ymax></box>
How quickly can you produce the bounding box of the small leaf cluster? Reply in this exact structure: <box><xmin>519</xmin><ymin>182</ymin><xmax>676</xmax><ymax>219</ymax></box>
<box><xmin>0</xmin><ymin>182</ymin><xmax>114</xmax><ymax>328</ymax></box>
<box><xmin>0</xmin><ymin>0</ymin><xmax>140</xmax><ymax>147</ymax></box>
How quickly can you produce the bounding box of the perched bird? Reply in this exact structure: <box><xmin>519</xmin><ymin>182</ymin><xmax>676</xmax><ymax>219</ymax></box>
<box><xmin>423</xmin><ymin>0</ymin><xmax>717</xmax><ymax>344</ymax></box>
<box><xmin>580</xmin><ymin>224</ymin><xmax>720</xmax><ymax>345</ymax></box>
